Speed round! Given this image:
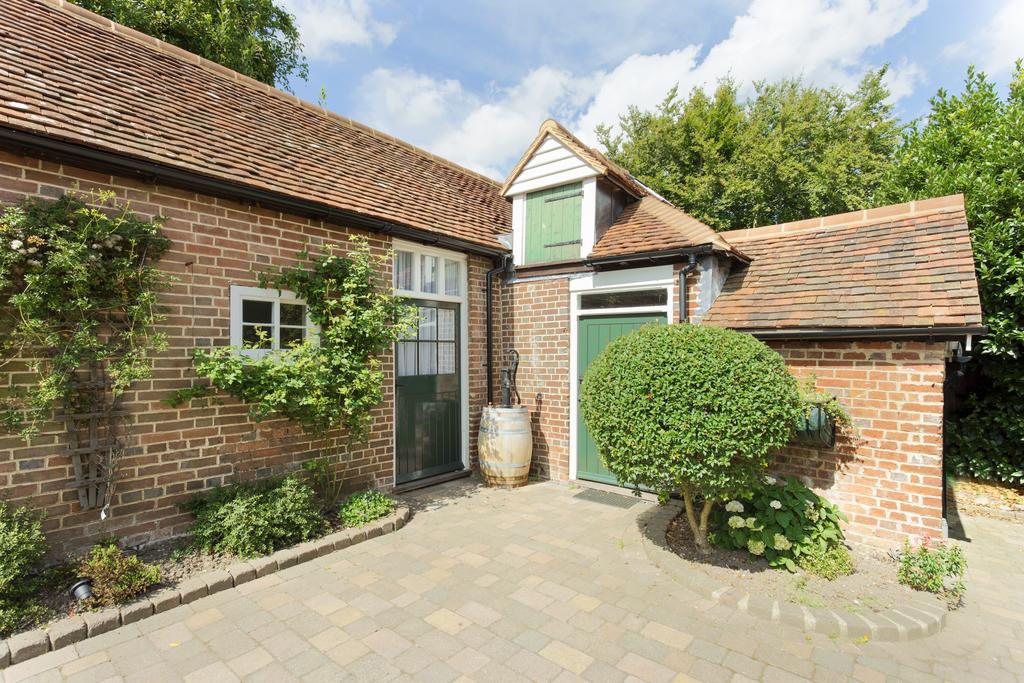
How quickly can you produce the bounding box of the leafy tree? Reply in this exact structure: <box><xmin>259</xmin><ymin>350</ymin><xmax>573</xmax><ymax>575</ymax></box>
<box><xmin>579</xmin><ymin>324</ymin><xmax>802</xmax><ymax>551</ymax></box>
<box><xmin>598</xmin><ymin>70</ymin><xmax>901</xmax><ymax>231</ymax></box>
<box><xmin>880</xmin><ymin>64</ymin><xmax>1024</xmax><ymax>485</ymax></box>
<box><xmin>75</xmin><ymin>0</ymin><xmax>308</xmax><ymax>90</ymax></box>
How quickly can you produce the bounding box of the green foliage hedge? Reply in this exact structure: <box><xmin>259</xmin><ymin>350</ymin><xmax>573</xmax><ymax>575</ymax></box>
<box><xmin>0</xmin><ymin>502</ymin><xmax>46</xmax><ymax>595</ymax></box>
<box><xmin>185</xmin><ymin>475</ymin><xmax>326</xmax><ymax>558</ymax></box>
<box><xmin>339</xmin><ymin>490</ymin><xmax>395</xmax><ymax>527</ymax></box>
<box><xmin>78</xmin><ymin>542</ymin><xmax>160</xmax><ymax>607</ymax></box>
<box><xmin>946</xmin><ymin>396</ymin><xmax>1024</xmax><ymax>485</ymax></box>
<box><xmin>579</xmin><ymin>323</ymin><xmax>802</xmax><ymax>501</ymax></box>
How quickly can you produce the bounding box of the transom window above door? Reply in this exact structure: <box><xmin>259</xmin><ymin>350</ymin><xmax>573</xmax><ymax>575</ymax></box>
<box><xmin>229</xmin><ymin>285</ymin><xmax>317</xmax><ymax>358</ymax></box>
<box><xmin>393</xmin><ymin>242</ymin><xmax>466</xmax><ymax>301</ymax></box>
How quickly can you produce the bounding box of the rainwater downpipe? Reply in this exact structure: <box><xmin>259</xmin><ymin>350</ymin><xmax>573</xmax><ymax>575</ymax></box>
<box><xmin>485</xmin><ymin>254</ymin><xmax>512</xmax><ymax>405</ymax></box>
<box><xmin>678</xmin><ymin>253</ymin><xmax>699</xmax><ymax>322</ymax></box>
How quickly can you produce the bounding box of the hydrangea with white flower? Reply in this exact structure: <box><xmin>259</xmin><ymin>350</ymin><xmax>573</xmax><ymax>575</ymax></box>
<box><xmin>10</xmin><ymin>239</ymin><xmax>23</xmax><ymax>250</ymax></box>
<box><xmin>747</xmin><ymin>539</ymin><xmax>765</xmax><ymax>555</ymax></box>
<box><xmin>773</xmin><ymin>534</ymin><xmax>792</xmax><ymax>551</ymax></box>
<box><xmin>764</xmin><ymin>475</ymin><xmax>777</xmax><ymax>485</ymax></box>
<box><xmin>725</xmin><ymin>500</ymin><xmax>744</xmax><ymax>513</ymax></box>
<box><xmin>769</xmin><ymin>500</ymin><xmax>782</xmax><ymax>510</ymax></box>
<box><xmin>727</xmin><ymin>515</ymin><xmax>746</xmax><ymax>529</ymax></box>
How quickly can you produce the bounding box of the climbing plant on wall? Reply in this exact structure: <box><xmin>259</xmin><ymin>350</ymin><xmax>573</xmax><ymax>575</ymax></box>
<box><xmin>178</xmin><ymin>237</ymin><xmax>416</xmax><ymax>440</ymax></box>
<box><xmin>0</xmin><ymin>192</ymin><xmax>171</xmax><ymax>436</ymax></box>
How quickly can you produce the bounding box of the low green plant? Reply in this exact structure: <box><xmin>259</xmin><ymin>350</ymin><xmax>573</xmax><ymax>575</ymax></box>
<box><xmin>796</xmin><ymin>374</ymin><xmax>852</xmax><ymax>428</ymax></box>
<box><xmin>897</xmin><ymin>538</ymin><xmax>967</xmax><ymax>607</ymax></box>
<box><xmin>797</xmin><ymin>541</ymin><xmax>855</xmax><ymax>580</ymax></box>
<box><xmin>0</xmin><ymin>502</ymin><xmax>47</xmax><ymax>595</ymax></box>
<box><xmin>302</xmin><ymin>455</ymin><xmax>344</xmax><ymax>510</ymax></box>
<box><xmin>710</xmin><ymin>476</ymin><xmax>848</xmax><ymax>572</ymax></box>
<box><xmin>339</xmin><ymin>490</ymin><xmax>395</xmax><ymax>528</ymax></box>
<box><xmin>78</xmin><ymin>542</ymin><xmax>160</xmax><ymax>607</ymax></box>
<box><xmin>185</xmin><ymin>475</ymin><xmax>326</xmax><ymax>557</ymax></box>
<box><xmin>0</xmin><ymin>599</ymin><xmax>50</xmax><ymax>638</ymax></box>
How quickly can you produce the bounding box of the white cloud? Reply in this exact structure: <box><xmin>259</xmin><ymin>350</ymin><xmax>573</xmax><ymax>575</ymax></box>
<box><xmin>281</xmin><ymin>0</ymin><xmax>396</xmax><ymax>61</ymax></box>
<box><xmin>970</xmin><ymin>0</ymin><xmax>1019</xmax><ymax>74</ymax></box>
<box><xmin>356</xmin><ymin>0</ymin><xmax>929</xmax><ymax>177</ymax></box>
<box><xmin>882</xmin><ymin>58</ymin><xmax>927</xmax><ymax>102</ymax></box>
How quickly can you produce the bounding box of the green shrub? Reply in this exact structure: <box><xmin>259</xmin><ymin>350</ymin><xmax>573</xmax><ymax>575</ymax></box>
<box><xmin>78</xmin><ymin>542</ymin><xmax>160</xmax><ymax>607</ymax></box>
<box><xmin>897</xmin><ymin>538</ymin><xmax>967</xmax><ymax>608</ymax></box>
<box><xmin>339</xmin><ymin>490</ymin><xmax>395</xmax><ymax>527</ymax></box>
<box><xmin>0</xmin><ymin>502</ymin><xmax>47</xmax><ymax>596</ymax></box>
<box><xmin>0</xmin><ymin>599</ymin><xmax>50</xmax><ymax>638</ymax></box>
<box><xmin>579</xmin><ymin>323</ymin><xmax>802</xmax><ymax>550</ymax></box>
<box><xmin>946</xmin><ymin>392</ymin><xmax>1024</xmax><ymax>485</ymax></box>
<box><xmin>710</xmin><ymin>476</ymin><xmax>849</xmax><ymax>573</ymax></box>
<box><xmin>186</xmin><ymin>475</ymin><xmax>326</xmax><ymax>557</ymax></box>
<box><xmin>302</xmin><ymin>455</ymin><xmax>344</xmax><ymax>510</ymax></box>
<box><xmin>797</xmin><ymin>542</ymin><xmax>855</xmax><ymax>580</ymax></box>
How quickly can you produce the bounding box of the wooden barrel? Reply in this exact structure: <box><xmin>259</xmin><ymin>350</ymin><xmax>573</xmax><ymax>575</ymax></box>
<box><xmin>478</xmin><ymin>406</ymin><xmax>533</xmax><ymax>487</ymax></box>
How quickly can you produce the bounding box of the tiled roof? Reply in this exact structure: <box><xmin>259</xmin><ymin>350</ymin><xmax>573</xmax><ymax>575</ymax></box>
<box><xmin>501</xmin><ymin>119</ymin><xmax>649</xmax><ymax>199</ymax></box>
<box><xmin>590</xmin><ymin>196</ymin><xmax>744</xmax><ymax>260</ymax></box>
<box><xmin>703</xmin><ymin>195</ymin><xmax>983</xmax><ymax>331</ymax></box>
<box><xmin>0</xmin><ymin>0</ymin><xmax>510</xmax><ymax>251</ymax></box>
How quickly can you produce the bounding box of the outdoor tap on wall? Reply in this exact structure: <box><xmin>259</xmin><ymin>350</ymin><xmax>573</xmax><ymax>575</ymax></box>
<box><xmin>500</xmin><ymin>349</ymin><xmax>521</xmax><ymax>407</ymax></box>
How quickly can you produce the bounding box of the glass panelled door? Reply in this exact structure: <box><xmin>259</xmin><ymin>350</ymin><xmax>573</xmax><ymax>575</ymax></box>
<box><xmin>395</xmin><ymin>300</ymin><xmax>462</xmax><ymax>484</ymax></box>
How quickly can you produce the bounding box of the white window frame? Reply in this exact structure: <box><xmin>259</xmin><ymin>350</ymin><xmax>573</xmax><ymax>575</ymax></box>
<box><xmin>568</xmin><ymin>266</ymin><xmax>675</xmax><ymax>481</ymax></box>
<box><xmin>229</xmin><ymin>285</ymin><xmax>318</xmax><ymax>359</ymax></box>
<box><xmin>392</xmin><ymin>240</ymin><xmax>470</xmax><ymax>478</ymax></box>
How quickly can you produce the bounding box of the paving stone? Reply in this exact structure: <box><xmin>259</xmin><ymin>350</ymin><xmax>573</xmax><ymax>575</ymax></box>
<box><xmin>178</xmin><ymin>577</ymin><xmax>210</xmax><ymax>604</ymax></box>
<box><xmin>82</xmin><ymin>608</ymin><xmax>121</xmax><ymax>637</ymax></box>
<box><xmin>47</xmin><ymin>615</ymin><xmax>87</xmax><ymax>650</ymax></box>
<box><xmin>225</xmin><ymin>561</ymin><xmax>255</xmax><ymax>586</ymax></box>
<box><xmin>0</xmin><ymin>639</ymin><xmax>9</xmax><ymax>669</ymax></box>
<box><xmin>275</xmin><ymin>547</ymin><xmax>301</xmax><ymax>570</ymax></box>
<box><xmin>119</xmin><ymin>599</ymin><xmax>154</xmax><ymax>626</ymax></box>
<box><xmin>248</xmin><ymin>555</ymin><xmax>278</xmax><ymax>578</ymax></box>
<box><xmin>149</xmin><ymin>589</ymin><xmax>182</xmax><ymax>614</ymax></box>
<box><xmin>7</xmin><ymin>629</ymin><xmax>50</xmax><ymax>664</ymax></box>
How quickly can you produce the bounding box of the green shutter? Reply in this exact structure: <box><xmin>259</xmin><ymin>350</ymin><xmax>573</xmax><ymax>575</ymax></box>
<box><xmin>524</xmin><ymin>183</ymin><xmax>583</xmax><ymax>264</ymax></box>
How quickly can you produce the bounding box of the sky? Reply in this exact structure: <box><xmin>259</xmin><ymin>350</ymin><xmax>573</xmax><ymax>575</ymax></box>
<box><xmin>278</xmin><ymin>0</ymin><xmax>1024</xmax><ymax>181</ymax></box>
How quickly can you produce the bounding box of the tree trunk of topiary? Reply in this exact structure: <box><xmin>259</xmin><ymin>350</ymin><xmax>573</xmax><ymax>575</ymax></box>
<box><xmin>682</xmin><ymin>485</ymin><xmax>714</xmax><ymax>553</ymax></box>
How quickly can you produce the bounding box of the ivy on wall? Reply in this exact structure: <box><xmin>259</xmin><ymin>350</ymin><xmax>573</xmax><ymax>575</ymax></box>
<box><xmin>0</xmin><ymin>192</ymin><xmax>171</xmax><ymax>436</ymax></box>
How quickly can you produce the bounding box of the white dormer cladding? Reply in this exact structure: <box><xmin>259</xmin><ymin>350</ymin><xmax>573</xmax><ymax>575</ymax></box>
<box><xmin>509</xmin><ymin>135</ymin><xmax>599</xmax><ymax>266</ymax></box>
<box><xmin>505</xmin><ymin>136</ymin><xmax>598</xmax><ymax>196</ymax></box>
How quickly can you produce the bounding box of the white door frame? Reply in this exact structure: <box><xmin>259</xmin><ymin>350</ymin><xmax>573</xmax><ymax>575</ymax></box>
<box><xmin>391</xmin><ymin>239</ymin><xmax>470</xmax><ymax>484</ymax></box>
<box><xmin>567</xmin><ymin>266</ymin><xmax>675</xmax><ymax>481</ymax></box>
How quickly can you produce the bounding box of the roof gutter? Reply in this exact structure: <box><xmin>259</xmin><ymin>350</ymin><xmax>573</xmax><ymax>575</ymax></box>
<box><xmin>585</xmin><ymin>244</ymin><xmax>714</xmax><ymax>269</ymax></box>
<box><xmin>0</xmin><ymin>127</ymin><xmax>508</xmax><ymax>259</ymax></box>
<box><xmin>742</xmin><ymin>325</ymin><xmax>988</xmax><ymax>342</ymax></box>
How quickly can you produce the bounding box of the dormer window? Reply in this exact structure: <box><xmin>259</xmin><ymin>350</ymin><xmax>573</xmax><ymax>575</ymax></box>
<box><xmin>524</xmin><ymin>182</ymin><xmax>583</xmax><ymax>264</ymax></box>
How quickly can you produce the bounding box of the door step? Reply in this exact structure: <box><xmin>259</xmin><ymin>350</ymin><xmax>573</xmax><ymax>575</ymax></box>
<box><xmin>394</xmin><ymin>468</ymin><xmax>471</xmax><ymax>494</ymax></box>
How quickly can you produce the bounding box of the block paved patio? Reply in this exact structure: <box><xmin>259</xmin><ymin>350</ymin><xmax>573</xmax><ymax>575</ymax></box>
<box><xmin>4</xmin><ymin>478</ymin><xmax>1023</xmax><ymax>682</ymax></box>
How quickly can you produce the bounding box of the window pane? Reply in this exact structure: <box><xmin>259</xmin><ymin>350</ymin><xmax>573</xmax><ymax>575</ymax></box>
<box><xmin>418</xmin><ymin>342</ymin><xmax>437</xmax><ymax>375</ymax></box>
<box><xmin>279</xmin><ymin>326</ymin><xmax>305</xmax><ymax>348</ymax></box>
<box><xmin>444</xmin><ymin>259</ymin><xmax>461</xmax><ymax>296</ymax></box>
<box><xmin>242</xmin><ymin>299</ymin><xmax>273</xmax><ymax>324</ymax></box>
<box><xmin>397</xmin><ymin>342</ymin><xmax>416</xmax><ymax>376</ymax></box>
<box><xmin>394</xmin><ymin>250</ymin><xmax>413</xmax><ymax>290</ymax></box>
<box><xmin>420</xmin><ymin>255</ymin><xmax>438</xmax><ymax>293</ymax></box>
<box><xmin>438</xmin><ymin>308</ymin><xmax>456</xmax><ymax>341</ymax></box>
<box><xmin>438</xmin><ymin>342</ymin><xmax>456</xmax><ymax>374</ymax></box>
<box><xmin>579</xmin><ymin>289</ymin><xmax>668</xmax><ymax>309</ymax></box>
<box><xmin>242</xmin><ymin>324</ymin><xmax>272</xmax><ymax>348</ymax></box>
<box><xmin>418</xmin><ymin>307</ymin><xmax>437</xmax><ymax>340</ymax></box>
<box><xmin>280</xmin><ymin>303</ymin><xmax>305</xmax><ymax>326</ymax></box>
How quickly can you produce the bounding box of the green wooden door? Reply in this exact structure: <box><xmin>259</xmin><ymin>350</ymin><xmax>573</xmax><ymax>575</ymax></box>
<box><xmin>577</xmin><ymin>313</ymin><xmax>666</xmax><ymax>485</ymax></box>
<box><xmin>524</xmin><ymin>183</ymin><xmax>583</xmax><ymax>264</ymax></box>
<box><xmin>396</xmin><ymin>300</ymin><xmax>462</xmax><ymax>484</ymax></box>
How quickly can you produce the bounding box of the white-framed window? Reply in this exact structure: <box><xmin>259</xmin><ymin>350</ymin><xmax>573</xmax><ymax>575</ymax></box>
<box><xmin>229</xmin><ymin>285</ymin><xmax>318</xmax><ymax>358</ymax></box>
<box><xmin>393</xmin><ymin>242</ymin><xmax>466</xmax><ymax>301</ymax></box>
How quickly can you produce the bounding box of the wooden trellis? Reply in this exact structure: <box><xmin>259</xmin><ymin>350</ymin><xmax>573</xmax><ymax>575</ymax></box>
<box><xmin>61</xmin><ymin>363</ymin><xmax>127</xmax><ymax>511</ymax></box>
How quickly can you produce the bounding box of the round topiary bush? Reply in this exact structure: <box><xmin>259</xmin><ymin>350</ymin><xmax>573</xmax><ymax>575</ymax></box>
<box><xmin>579</xmin><ymin>323</ymin><xmax>802</xmax><ymax>550</ymax></box>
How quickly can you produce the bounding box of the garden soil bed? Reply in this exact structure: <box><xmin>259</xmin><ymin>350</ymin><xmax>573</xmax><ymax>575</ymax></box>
<box><xmin>665</xmin><ymin>512</ymin><xmax>925</xmax><ymax>615</ymax></box>
<box><xmin>949</xmin><ymin>477</ymin><xmax>1024</xmax><ymax>521</ymax></box>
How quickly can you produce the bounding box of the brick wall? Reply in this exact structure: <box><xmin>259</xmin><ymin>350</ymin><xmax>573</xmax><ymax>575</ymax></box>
<box><xmin>0</xmin><ymin>148</ymin><xmax>491</xmax><ymax>555</ymax></box>
<box><xmin>769</xmin><ymin>340</ymin><xmax>947</xmax><ymax>546</ymax></box>
<box><xmin>497</xmin><ymin>277</ymin><xmax>571</xmax><ymax>480</ymax></box>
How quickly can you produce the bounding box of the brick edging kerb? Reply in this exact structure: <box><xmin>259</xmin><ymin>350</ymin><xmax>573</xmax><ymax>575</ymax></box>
<box><xmin>0</xmin><ymin>505</ymin><xmax>411</xmax><ymax>668</ymax></box>
<box><xmin>640</xmin><ymin>503</ymin><xmax>947</xmax><ymax>642</ymax></box>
